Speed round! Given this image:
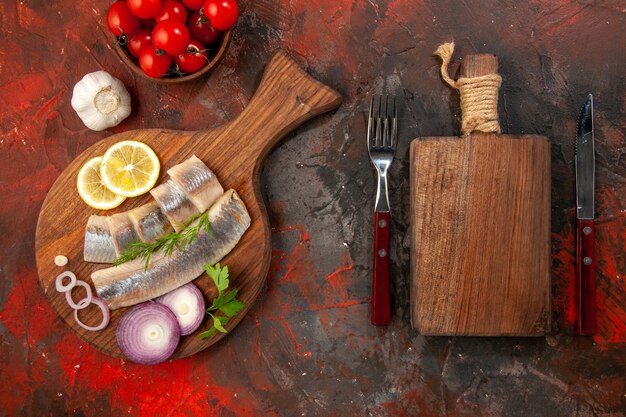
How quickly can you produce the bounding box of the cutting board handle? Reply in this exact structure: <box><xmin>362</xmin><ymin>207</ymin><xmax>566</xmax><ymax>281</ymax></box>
<box><xmin>435</xmin><ymin>43</ymin><xmax>502</xmax><ymax>135</ymax></box>
<box><xmin>219</xmin><ymin>51</ymin><xmax>342</xmax><ymax>166</ymax></box>
<box><xmin>461</xmin><ymin>54</ymin><xmax>498</xmax><ymax>78</ymax></box>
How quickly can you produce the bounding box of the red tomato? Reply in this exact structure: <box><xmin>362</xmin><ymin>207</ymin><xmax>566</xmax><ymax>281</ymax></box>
<box><xmin>127</xmin><ymin>0</ymin><xmax>163</xmax><ymax>19</ymax></box>
<box><xmin>152</xmin><ymin>19</ymin><xmax>190</xmax><ymax>55</ymax></box>
<box><xmin>155</xmin><ymin>1</ymin><xmax>188</xmax><ymax>23</ymax></box>
<box><xmin>174</xmin><ymin>39</ymin><xmax>209</xmax><ymax>74</ymax></box>
<box><xmin>139</xmin><ymin>45</ymin><xmax>173</xmax><ymax>78</ymax></box>
<box><xmin>187</xmin><ymin>11</ymin><xmax>222</xmax><ymax>46</ymax></box>
<box><xmin>107</xmin><ymin>2</ymin><xmax>141</xmax><ymax>37</ymax></box>
<box><xmin>182</xmin><ymin>0</ymin><xmax>204</xmax><ymax>10</ymax></box>
<box><xmin>127</xmin><ymin>29</ymin><xmax>153</xmax><ymax>58</ymax></box>
<box><xmin>203</xmin><ymin>0</ymin><xmax>238</xmax><ymax>31</ymax></box>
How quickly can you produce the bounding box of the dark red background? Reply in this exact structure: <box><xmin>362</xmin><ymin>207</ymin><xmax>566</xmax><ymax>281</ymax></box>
<box><xmin>1</xmin><ymin>0</ymin><xmax>625</xmax><ymax>416</ymax></box>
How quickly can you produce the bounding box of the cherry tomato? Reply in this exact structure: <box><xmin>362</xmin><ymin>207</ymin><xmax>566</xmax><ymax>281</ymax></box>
<box><xmin>203</xmin><ymin>0</ymin><xmax>238</xmax><ymax>31</ymax></box>
<box><xmin>139</xmin><ymin>45</ymin><xmax>173</xmax><ymax>78</ymax></box>
<box><xmin>127</xmin><ymin>0</ymin><xmax>163</xmax><ymax>19</ymax></box>
<box><xmin>182</xmin><ymin>0</ymin><xmax>204</xmax><ymax>10</ymax></box>
<box><xmin>152</xmin><ymin>19</ymin><xmax>190</xmax><ymax>55</ymax></box>
<box><xmin>155</xmin><ymin>1</ymin><xmax>188</xmax><ymax>23</ymax></box>
<box><xmin>107</xmin><ymin>2</ymin><xmax>141</xmax><ymax>37</ymax></box>
<box><xmin>127</xmin><ymin>28</ymin><xmax>153</xmax><ymax>58</ymax></box>
<box><xmin>187</xmin><ymin>11</ymin><xmax>221</xmax><ymax>46</ymax></box>
<box><xmin>174</xmin><ymin>39</ymin><xmax>209</xmax><ymax>74</ymax></box>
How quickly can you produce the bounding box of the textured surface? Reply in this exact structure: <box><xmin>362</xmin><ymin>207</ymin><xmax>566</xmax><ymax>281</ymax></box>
<box><xmin>1</xmin><ymin>0</ymin><xmax>625</xmax><ymax>416</ymax></box>
<box><xmin>411</xmin><ymin>134</ymin><xmax>551</xmax><ymax>336</ymax></box>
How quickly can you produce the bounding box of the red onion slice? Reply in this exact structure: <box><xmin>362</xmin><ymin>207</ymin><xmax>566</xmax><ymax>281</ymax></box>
<box><xmin>54</xmin><ymin>270</ymin><xmax>109</xmax><ymax>331</ymax></box>
<box><xmin>116</xmin><ymin>302</ymin><xmax>180</xmax><ymax>365</ymax></box>
<box><xmin>55</xmin><ymin>271</ymin><xmax>77</xmax><ymax>293</ymax></box>
<box><xmin>155</xmin><ymin>283</ymin><xmax>205</xmax><ymax>336</ymax></box>
<box><xmin>65</xmin><ymin>280</ymin><xmax>92</xmax><ymax>310</ymax></box>
<box><xmin>74</xmin><ymin>297</ymin><xmax>110</xmax><ymax>331</ymax></box>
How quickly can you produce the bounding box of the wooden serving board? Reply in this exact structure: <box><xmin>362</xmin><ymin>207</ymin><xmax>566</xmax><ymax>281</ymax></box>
<box><xmin>409</xmin><ymin>54</ymin><xmax>551</xmax><ymax>336</ymax></box>
<box><xmin>35</xmin><ymin>51</ymin><xmax>342</xmax><ymax>359</ymax></box>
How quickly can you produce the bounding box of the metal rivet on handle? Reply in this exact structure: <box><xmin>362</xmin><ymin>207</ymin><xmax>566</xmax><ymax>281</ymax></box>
<box><xmin>583</xmin><ymin>226</ymin><xmax>592</xmax><ymax>235</ymax></box>
<box><xmin>378</xmin><ymin>249</ymin><xmax>387</xmax><ymax>257</ymax></box>
<box><xmin>583</xmin><ymin>257</ymin><xmax>592</xmax><ymax>265</ymax></box>
<box><xmin>378</xmin><ymin>219</ymin><xmax>387</xmax><ymax>228</ymax></box>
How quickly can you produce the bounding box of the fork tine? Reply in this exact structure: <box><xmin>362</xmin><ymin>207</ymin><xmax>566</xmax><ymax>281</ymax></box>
<box><xmin>382</xmin><ymin>95</ymin><xmax>390</xmax><ymax>147</ymax></box>
<box><xmin>367</xmin><ymin>95</ymin><xmax>374</xmax><ymax>148</ymax></box>
<box><xmin>391</xmin><ymin>96</ymin><xmax>397</xmax><ymax>148</ymax></box>
<box><xmin>375</xmin><ymin>95</ymin><xmax>382</xmax><ymax>147</ymax></box>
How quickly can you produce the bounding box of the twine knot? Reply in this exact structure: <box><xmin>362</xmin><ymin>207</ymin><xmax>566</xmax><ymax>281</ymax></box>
<box><xmin>434</xmin><ymin>42</ymin><xmax>502</xmax><ymax>134</ymax></box>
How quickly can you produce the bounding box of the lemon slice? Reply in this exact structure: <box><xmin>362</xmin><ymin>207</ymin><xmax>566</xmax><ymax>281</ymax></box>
<box><xmin>100</xmin><ymin>140</ymin><xmax>160</xmax><ymax>197</ymax></box>
<box><xmin>77</xmin><ymin>156</ymin><xmax>126</xmax><ymax>210</ymax></box>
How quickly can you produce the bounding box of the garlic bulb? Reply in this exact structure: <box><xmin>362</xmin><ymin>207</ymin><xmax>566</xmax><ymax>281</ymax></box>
<box><xmin>71</xmin><ymin>71</ymin><xmax>131</xmax><ymax>131</ymax></box>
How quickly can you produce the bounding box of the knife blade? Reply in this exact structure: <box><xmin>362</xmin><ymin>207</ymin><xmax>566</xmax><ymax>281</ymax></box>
<box><xmin>575</xmin><ymin>93</ymin><xmax>597</xmax><ymax>336</ymax></box>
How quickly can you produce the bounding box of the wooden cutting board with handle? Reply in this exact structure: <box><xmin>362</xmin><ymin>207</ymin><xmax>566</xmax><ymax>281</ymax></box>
<box><xmin>410</xmin><ymin>48</ymin><xmax>551</xmax><ymax>336</ymax></box>
<box><xmin>35</xmin><ymin>51</ymin><xmax>342</xmax><ymax>359</ymax></box>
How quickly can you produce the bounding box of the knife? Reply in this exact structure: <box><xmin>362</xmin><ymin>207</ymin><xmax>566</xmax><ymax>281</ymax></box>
<box><xmin>575</xmin><ymin>93</ymin><xmax>597</xmax><ymax>336</ymax></box>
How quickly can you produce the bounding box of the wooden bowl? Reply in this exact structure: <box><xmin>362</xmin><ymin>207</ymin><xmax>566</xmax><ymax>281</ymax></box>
<box><xmin>114</xmin><ymin>30</ymin><xmax>232</xmax><ymax>84</ymax></box>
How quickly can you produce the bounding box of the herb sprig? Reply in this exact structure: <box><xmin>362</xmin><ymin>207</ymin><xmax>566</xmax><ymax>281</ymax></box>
<box><xmin>113</xmin><ymin>211</ymin><xmax>212</xmax><ymax>269</ymax></box>
<box><xmin>199</xmin><ymin>263</ymin><xmax>246</xmax><ymax>339</ymax></box>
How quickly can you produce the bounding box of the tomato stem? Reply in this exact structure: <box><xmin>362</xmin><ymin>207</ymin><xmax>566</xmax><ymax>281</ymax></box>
<box><xmin>198</xmin><ymin>8</ymin><xmax>210</xmax><ymax>23</ymax></box>
<box><xmin>167</xmin><ymin>64</ymin><xmax>185</xmax><ymax>77</ymax></box>
<box><xmin>116</xmin><ymin>33</ymin><xmax>128</xmax><ymax>46</ymax></box>
<box><xmin>186</xmin><ymin>46</ymin><xmax>211</xmax><ymax>54</ymax></box>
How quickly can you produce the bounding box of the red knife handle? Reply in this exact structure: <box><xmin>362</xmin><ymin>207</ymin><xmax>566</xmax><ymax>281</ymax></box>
<box><xmin>372</xmin><ymin>211</ymin><xmax>391</xmax><ymax>325</ymax></box>
<box><xmin>577</xmin><ymin>219</ymin><xmax>597</xmax><ymax>335</ymax></box>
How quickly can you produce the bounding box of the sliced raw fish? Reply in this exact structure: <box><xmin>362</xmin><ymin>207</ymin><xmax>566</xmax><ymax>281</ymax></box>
<box><xmin>107</xmin><ymin>212</ymin><xmax>140</xmax><ymax>256</ymax></box>
<box><xmin>84</xmin><ymin>215</ymin><xmax>117</xmax><ymax>263</ymax></box>
<box><xmin>168</xmin><ymin>155</ymin><xmax>224</xmax><ymax>213</ymax></box>
<box><xmin>127</xmin><ymin>202</ymin><xmax>173</xmax><ymax>243</ymax></box>
<box><xmin>92</xmin><ymin>190</ymin><xmax>251</xmax><ymax>310</ymax></box>
<box><xmin>150</xmin><ymin>180</ymin><xmax>199</xmax><ymax>232</ymax></box>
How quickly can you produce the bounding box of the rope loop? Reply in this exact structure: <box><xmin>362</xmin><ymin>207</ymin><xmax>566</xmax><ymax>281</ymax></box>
<box><xmin>434</xmin><ymin>42</ymin><xmax>502</xmax><ymax>134</ymax></box>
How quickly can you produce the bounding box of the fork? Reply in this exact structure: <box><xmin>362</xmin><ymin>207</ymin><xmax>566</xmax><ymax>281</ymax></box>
<box><xmin>367</xmin><ymin>95</ymin><xmax>397</xmax><ymax>325</ymax></box>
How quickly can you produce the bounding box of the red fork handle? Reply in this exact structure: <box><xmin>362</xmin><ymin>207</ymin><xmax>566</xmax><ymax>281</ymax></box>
<box><xmin>577</xmin><ymin>218</ymin><xmax>597</xmax><ymax>335</ymax></box>
<box><xmin>372</xmin><ymin>211</ymin><xmax>391</xmax><ymax>325</ymax></box>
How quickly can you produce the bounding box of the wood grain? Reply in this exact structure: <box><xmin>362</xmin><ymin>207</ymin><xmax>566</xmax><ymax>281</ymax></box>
<box><xmin>35</xmin><ymin>51</ymin><xmax>342</xmax><ymax>359</ymax></box>
<box><xmin>409</xmin><ymin>54</ymin><xmax>551</xmax><ymax>336</ymax></box>
<box><xmin>461</xmin><ymin>53</ymin><xmax>498</xmax><ymax>78</ymax></box>
<box><xmin>410</xmin><ymin>134</ymin><xmax>551</xmax><ymax>336</ymax></box>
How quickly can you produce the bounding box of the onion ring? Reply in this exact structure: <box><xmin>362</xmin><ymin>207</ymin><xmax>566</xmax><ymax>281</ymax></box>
<box><xmin>74</xmin><ymin>297</ymin><xmax>110</xmax><ymax>331</ymax></box>
<box><xmin>155</xmin><ymin>283</ymin><xmax>205</xmax><ymax>336</ymax></box>
<box><xmin>65</xmin><ymin>280</ymin><xmax>92</xmax><ymax>310</ymax></box>
<box><xmin>116</xmin><ymin>303</ymin><xmax>180</xmax><ymax>365</ymax></box>
<box><xmin>54</xmin><ymin>269</ymin><xmax>110</xmax><ymax>331</ymax></box>
<box><xmin>55</xmin><ymin>271</ymin><xmax>77</xmax><ymax>293</ymax></box>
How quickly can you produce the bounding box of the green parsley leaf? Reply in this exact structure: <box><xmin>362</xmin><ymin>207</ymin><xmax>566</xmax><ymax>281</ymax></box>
<box><xmin>199</xmin><ymin>328</ymin><xmax>217</xmax><ymax>339</ymax></box>
<box><xmin>219</xmin><ymin>298</ymin><xmax>245</xmax><ymax>318</ymax></box>
<box><xmin>212</xmin><ymin>315</ymin><xmax>227</xmax><ymax>333</ymax></box>
<box><xmin>205</xmin><ymin>263</ymin><xmax>229</xmax><ymax>294</ymax></box>
<box><xmin>200</xmin><ymin>262</ymin><xmax>245</xmax><ymax>340</ymax></box>
<box><xmin>212</xmin><ymin>288</ymin><xmax>238</xmax><ymax>309</ymax></box>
